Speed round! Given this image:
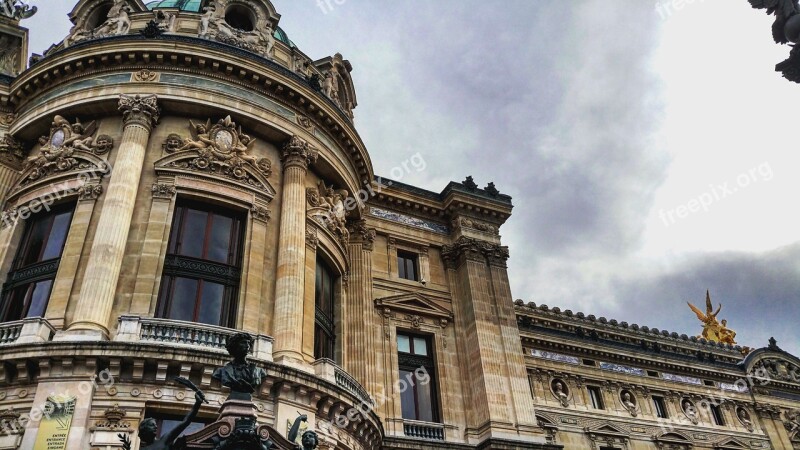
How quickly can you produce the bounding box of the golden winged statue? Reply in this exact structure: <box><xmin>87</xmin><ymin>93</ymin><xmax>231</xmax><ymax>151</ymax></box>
<box><xmin>687</xmin><ymin>290</ymin><xmax>737</xmax><ymax>345</ymax></box>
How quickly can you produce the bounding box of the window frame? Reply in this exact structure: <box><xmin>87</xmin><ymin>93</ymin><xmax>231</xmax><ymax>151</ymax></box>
<box><xmin>397</xmin><ymin>250</ymin><xmax>420</xmax><ymax>282</ymax></box>
<box><xmin>314</xmin><ymin>256</ymin><xmax>336</xmax><ymax>360</ymax></box>
<box><xmin>587</xmin><ymin>385</ymin><xmax>605</xmax><ymax>410</ymax></box>
<box><xmin>156</xmin><ymin>200</ymin><xmax>245</xmax><ymax>328</ymax></box>
<box><xmin>710</xmin><ymin>403</ymin><xmax>725</xmax><ymax>426</ymax></box>
<box><xmin>396</xmin><ymin>331</ymin><xmax>440</xmax><ymax>423</ymax></box>
<box><xmin>652</xmin><ymin>395</ymin><xmax>669</xmax><ymax>419</ymax></box>
<box><xmin>1</xmin><ymin>202</ymin><xmax>75</xmax><ymax>322</ymax></box>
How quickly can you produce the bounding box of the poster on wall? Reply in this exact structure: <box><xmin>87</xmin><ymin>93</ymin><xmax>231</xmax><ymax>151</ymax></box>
<box><xmin>33</xmin><ymin>394</ymin><xmax>76</xmax><ymax>450</ymax></box>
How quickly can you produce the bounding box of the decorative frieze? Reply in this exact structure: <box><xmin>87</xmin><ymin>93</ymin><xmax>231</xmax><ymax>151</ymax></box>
<box><xmin>77</xmin><ymin>183</ymin><xmax>103</xmax><ymax>201</ymax></box>
<box><xmin>132</xmin><ymin>69</ymin><xmax>159</xmax><ymax>82</ymax></box>
<box><xmin>441</xmin><ymin>236</ymin><xmax>509</xmax><ymax>268</ymax></box>
<box><xmin>251</xmin><ymin>205</ymin><xmax>271</xmax><ymax>223</ymax></box>
<box><xmin>531</xmin><ymin>349</ymin><xmax>580</xmax><ymax>365</ymax></box>
<box><xmin>369</xmin><ymin>207</ymin><xmax>448</xmax><ymax>235</ymax></box>
<box><xmin>599</xmin><ymin>362</ymin><xmax>645</xmax><ymax>377</ymax></box>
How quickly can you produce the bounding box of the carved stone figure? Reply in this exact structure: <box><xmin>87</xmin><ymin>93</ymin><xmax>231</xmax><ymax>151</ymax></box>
<box><xmin>23</xmin><ymin>115</ymin><xmax>113</xmax><ymax>183</ymax></box>
<box><xmin>682</xmin><ymin>400</ymin><xmax>698</xmax><ymax>425</ymax></box>
<box><xmin>101</xmin><ymin>0</ymin><xmax>132</xmax><ymax>37</ymax></box>
<box><xmin>0</xmin><ymin>0</ymin><xmax>37</xmax><ymax>20</ymax></box>
<box><xmin>307</xmin><ymin>180</ymin><xmax>350</xmax><ymax>244</ymax></box>
<box><xmin>263</xmin><ymin>23</ymin><xmax>276</xmax><ymax>59</ymax></box>
<box><xmin>198</xmin><ymin>2</ymin><xmax>217</xmax><ymax>38</ymax></box>
<box><xmin>621</xmin><ymin>391</ymin><xmax>637</xmax><ymax>417</ymax></box>
<box><xmin>0</xmin><ymin>36</ymin><xmax>20</xmax><ymax>76</ymax></box>
<box><xmin>737</xmin><ymin>407</ymin><xmax>755</xmax><ymax>432</ymax></box>
<box><xmin>288</xmin><ymin>415</ymin><xmax>318</xmax><ymax>450</ymax></box>
<box><xmin>786</xmin><ymin>409</ymin><xmax>800</xmax><ymax>438</ymax></box>
<box><xmin>213</xmin><ymin>333</ymin><xmax>267</xmax><ymax>399</ymax></box>
<box><xmin>551</xmin><ymin>380</ymin><xmax>569</xmax><ymax>407</ymax></box>
<box><xmin>153</xmin><ymin>9</ymin><xmax>176</xmax><ymax>33</ymax></box>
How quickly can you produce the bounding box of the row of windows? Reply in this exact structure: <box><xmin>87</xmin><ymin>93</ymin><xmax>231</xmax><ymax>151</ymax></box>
<box><xmin>583</xmin><ymin>388</ymin><xmax>726</xmax><ymax>426</ymax></box>
<box><xmin>0</xmin><ymin>201</ymin><xmax>337</xmax><ymax>364</ymax></box>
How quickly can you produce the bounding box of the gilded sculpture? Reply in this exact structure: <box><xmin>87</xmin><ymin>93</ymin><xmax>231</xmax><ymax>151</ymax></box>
<box><xmin>687</xmin><ymin>290</ymin><xmax>737</xmax><ymax>345</ymax></box>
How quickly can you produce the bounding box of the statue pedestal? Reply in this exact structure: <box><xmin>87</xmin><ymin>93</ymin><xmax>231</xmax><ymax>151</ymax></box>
<box><xmin>218</xmin><ymin>398</ymin><xmax>258</xmax><ymax>422</ymax></box>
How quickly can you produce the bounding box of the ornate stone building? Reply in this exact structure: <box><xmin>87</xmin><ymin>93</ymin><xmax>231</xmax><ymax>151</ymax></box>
<box><xmin>0</xmin><ymin>1</ymin><xmax>798</xmax><ymax>450</ymax></box>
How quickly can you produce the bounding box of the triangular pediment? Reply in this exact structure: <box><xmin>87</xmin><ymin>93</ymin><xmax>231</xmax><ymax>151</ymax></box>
<box><xmin>654</xmin><ymin>431</ymin><xmax>692</xmax><ymax>443</ymax></box>
<box><xmin>154</xmin><ymin>151</ymin><xmax>276</xmax><ymax>200</ymax></box>
<box><xmin>375</xmin><ymin>293</ymin><xmax>453</xmax><ymax>322</ymax></box>
<box><xmin>714</xmin><ymin>437</ymin><xmax>748</xmax><ymax>449</ymax></box>
<box><xmin>584</xmin><ymin>421</ymin><xmax>629</xmax><ymax>437</ymax></box>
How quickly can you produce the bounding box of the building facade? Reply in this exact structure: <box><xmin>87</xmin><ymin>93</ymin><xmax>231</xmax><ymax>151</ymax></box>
<box><xmin>0</xmin><ymin>1</ymin><xmax>797</xmax><ymax>449</ymax></box>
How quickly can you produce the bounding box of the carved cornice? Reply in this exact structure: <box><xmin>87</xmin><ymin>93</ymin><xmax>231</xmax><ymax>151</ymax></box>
<box><xmin>118</xmin><ymin>94</ymin><xmax>160</xmax><ymax>130</ymax></box>
<box><xmin>347</xmin><ymin>219</ymin><xmax>376</xmax><ymax>251</ymax></box>
<box><xmin>280</xmin><ymin>136</ymin><xmax>318</xmax><ymax>171</ymax></box>
<box><xmin>441</xmin><ymin>236</ymin><xmax>509</xmax><ymax>269</ymax></box>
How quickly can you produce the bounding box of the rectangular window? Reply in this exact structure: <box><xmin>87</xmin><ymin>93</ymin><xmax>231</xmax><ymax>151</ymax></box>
<box><xmin>710</xmin><ymin>404</ymin><xmax>725</xmax><ymax>426</ymax></box>
<box><xmin>1</xmin><ymin>203</ymin><xmax>74</xmax><ymax>322</ymax></box>
<box><xmin>156</xmin><ymin>201</ymin><xmax>244</xmax><ymax>328</ymax></box>
<box><xmin>653</xmin><ymin>396</ymin><xmax>668</xmax><ymax>419</ymax></box>
<box><xmin>397</xmin><ymin>250</ymin><xmax>419</xmax><ymax>281</ymax></box>
<box><xmin>314</xmin><ymin>257</ymin><xmax>336</xmax><ymax>360</ymax></box>
<box><xmin>587</xmin><ymin>386</ymin><xmax>604</xmax><ymax>410</ymax></box>
<box><xmin>397</xmin><ymin>332</ymin><xmax>439</xmax><ymax>423</ymax></box>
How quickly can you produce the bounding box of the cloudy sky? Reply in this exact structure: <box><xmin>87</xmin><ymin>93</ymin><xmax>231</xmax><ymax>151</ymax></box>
<box><xmin>23</xmin><ymin>0</ymin><xmax>800</xmax><ymax>354</ymax></box>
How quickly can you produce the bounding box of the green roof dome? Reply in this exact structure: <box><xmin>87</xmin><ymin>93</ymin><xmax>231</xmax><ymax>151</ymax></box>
<box><xmin>145</xmin><ymin>0</ymin><xmax>203</xmax><ymax>12</ymax></box>
<box><xmin>145</xmin><ymin>0</ymin><xmax>295</xmax><ymax>47</ymax></box>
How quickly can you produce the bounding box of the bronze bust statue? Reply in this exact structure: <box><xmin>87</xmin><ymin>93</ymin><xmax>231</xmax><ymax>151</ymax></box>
<box><xmin>213</xmin><ymin>333</ymin><xmax>267</xmax><ymax>400</ymax></box>
<box><xmin>288</xmin><ymin>415</ymin><xmax>318</xmax><ymax>450</ymax></box>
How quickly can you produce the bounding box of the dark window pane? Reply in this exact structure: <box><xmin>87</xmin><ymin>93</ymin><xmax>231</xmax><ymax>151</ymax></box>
<box><xmin>180</xmin><ymin>209</ymin><xmax>208</xmax><ymax>258</ymax></box>
<box><xmin>406</xmin><ymin>259</ymin><xmax>417</xmax><ymax>281</ymax></box>
<box><xmin>2</xmin><ymin>285</ymin><xmax>30</xmax><ymax>321</ymax></box>
<box><xmin>197</xmin><ymin>281</ymin><xmax>224</xmax><ymax>325</ymax></box>
<box><xmin>41</xmin><ymin>211</ymin><xmax>72</xmax><ymax>261</ymax></box>
<box><xmin>399</xmin><ymin>370</ymin><xmax>417</xmax><ymax>420</ymax></box>
<box><xmin>19</xmin><ymin>218</ymin><xmax>50</xmax><ymax>266</ymax></box>
<box><xmin>157</xmin><ymin>419</ymin><xmax>207</xmax><ymax>439</ymax></box>
<box><xmin>26</xmin><ymin>280</ymin><xmax>53</xmax><ymax>318</ymax></box>
<box><xmin>398</xmin><ymin>256</ymin><xmax>406</xmax><ymax>279</ymax></box>
<box><xmin>207</xmin><ymin>215</ymin><xmax>233</xmax><ymax>263</ymax></box>
<box><xmin>167</xmin><ymin>277</ymin><xmax>199</xmax><ymax>322</ymax></box>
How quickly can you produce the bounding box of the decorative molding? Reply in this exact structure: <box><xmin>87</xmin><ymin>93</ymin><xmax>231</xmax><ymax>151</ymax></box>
<box><xmin>281</xmin><ymin>135</ymin><xmax>318</xmax><ymax>171</ymax></box>
<box><xmin>132</xmin><ymin>69</ymin><xmax>159</xmax><ymax>82</ymax></box>
<box><xmin>77</xmin><ymin>183</ymin><xmax>103</xmax><ymax>201</ymax></box>
<box><xmin>118</xmin><ymin>94</ymin><xmax>160</xmax><ymax>130</ymax></box>
<box><xmin>405</xmin><ymin>314</ymin><xmax>423</xmax><ymax>330</ymax></box>
<box><xmin>91</xmin><ymin>403</ymin><xmax>132</xmax><ymax>431</ymax></box>
<box><xmin>297</xmin><ymin>115</ymin><xmax>313</xmax><ymax>130</ymax></box>
<box><xmin>0</xmin><ymin>113</ymin><xmax>16</xmax><ymax>126</ymax></box>
<box><xmin>151</xmin><ymin>183</ymin><xmax>176</xmax><ymax>199</ymax></box>
<box><xmin>306</xmin><ymin>227</ymin><xmax>319</xmax><ymax>248</ymax></box>
<box><xmin>374</xmin><ymin>293</ymin><xmax>453</xmax><ymax>326</ymax></box>
<box><xmin>369</xmin><ymin>207</ymin><xmax>448</xmax><ymax>235</ymax></box>
<box><xmin>0</xmin><ymin>134</ymin><xmax>24</xmax><ymax>168</ymax></box>
<box><xmin>451</xmin><ymin>216</ymin><xmax>499</xmax><ymax>235</ymax></box>
<box><xmin>251</xmin><ymin>205</ymin><xmax>271</xmax><ymax>223</ymax></box>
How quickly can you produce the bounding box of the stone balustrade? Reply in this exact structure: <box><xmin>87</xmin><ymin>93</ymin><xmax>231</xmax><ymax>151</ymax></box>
<box><xmin>402</xmin><ymin>420</ymin><xmax>445</xmax><ymax>441</ymax></box>
<box><xmin>115</xmin><ymin>315</ymin><xmax>273</xmax><ymax>361</ymax></box>
<box><xmin>0</xmin><ymin>317</ymin><xmax>56</xmax><ymax>345</ymax></box>
<box><xmin>313</xmin><ymin>358</ymin><xmax>374</xmax><ymax>407</ymax></box>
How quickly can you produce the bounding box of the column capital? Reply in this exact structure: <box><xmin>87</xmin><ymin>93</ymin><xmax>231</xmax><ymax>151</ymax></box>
<box><xmin>118</xmin><ymin>94</ymin><xmax>160</xmax><ymax>130</ymax></box>
<box><xmin>281</xmin><ymin>136</ymin><xmax>318</xmax><ymax>171</ymax></box>
<box><xmin>347</xmin><ymin>219</ymin><xmax>376</xmax><ymax>251</ymax></box>
<box><xmin>441</xmin><ymin>236</ymin><xmax>509</xmax><ymax>269</ymax></box>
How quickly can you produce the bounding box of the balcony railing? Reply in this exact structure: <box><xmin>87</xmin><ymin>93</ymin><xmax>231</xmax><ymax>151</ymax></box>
<box><xmin>0</xmin><ymin>317</ymin><xmax>56</xmax><ymax>345</ymax></box>
<box><xmin>116</xmin><ymin>316</ymin><xmax>273</xmax><ymax>361</ymax></box>
<box><xmin>0</xmin><ymin>320</ymin><xmax>22</xmax><ymax>344</ymax></box>
<box><xmin>403</xmin><ymin>420</ymin><xmax>445</xmax><ymax>441</ymax></box>
<box><xmin>313</xmin><ymin>358</ymin><xmax>374</xmax><ymax>407</ymax></box>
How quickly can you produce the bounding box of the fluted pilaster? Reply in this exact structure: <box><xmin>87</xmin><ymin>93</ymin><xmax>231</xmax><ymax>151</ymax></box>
<box><xmin>273</xmin><ymin>136</ymin><xmax>317</xmax><ymax>365</ymax></box>
<box><xmin>344</xmin><ymin>219</ymin><xmax>377</xmax><ymax>395</ymax></box>
<box><xmin>65</xmin><ymin>94</ymin><xmax>159</xmax><ymax>339</ymax></box>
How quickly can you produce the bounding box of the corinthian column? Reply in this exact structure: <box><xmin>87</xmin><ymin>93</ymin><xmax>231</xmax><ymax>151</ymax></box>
<box><xmin>273</xmin><ymin>136</ymin><xmax>317</xmax><ymax>365</ymax></box>
<box><xmin>344</xmin><ymin>219</ymin><xmax>378</xmax><ymax>395</ymax></box>
<box><xmin>64</xmin><ymin>94</ymin><xmax>159</xmax><ymax>340</ymax></box>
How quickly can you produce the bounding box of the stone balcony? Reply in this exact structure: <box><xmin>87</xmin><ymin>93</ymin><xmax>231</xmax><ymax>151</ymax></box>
<box><xmin>115</xmin><ymin>315</ymin><xmax>274</xmax><ymax>361</ymax></box>
<box><xmin>0</xmin><ymin>317</ymin><xmax>56</xmax><ymax>345</ymax></box>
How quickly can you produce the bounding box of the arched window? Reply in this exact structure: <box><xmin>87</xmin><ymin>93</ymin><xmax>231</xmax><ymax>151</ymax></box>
<box><xmin>1</xmin><ymin>203</ymin><xmax>74</xmax><ymax>322</ymax></box>
<box><xmin>314</xmin><ymin>257</ymin><xmax>336</xmax><ymax>360</ymax></box>
<box><xmin>156</xmin><ymin>201</ymin><xmax>244</xmax><ymax>328</ymax></box>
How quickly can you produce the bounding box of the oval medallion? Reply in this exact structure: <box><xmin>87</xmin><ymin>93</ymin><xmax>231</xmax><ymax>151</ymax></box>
<box><xmin>51</xmin><ymin>129</ymin><xmax>66</xmax><ymax>147</ymax></box>
<box><xmin>215</xmin><ymin>130</ymin><xmax>234</xmax><ymax>152</ymax></box>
